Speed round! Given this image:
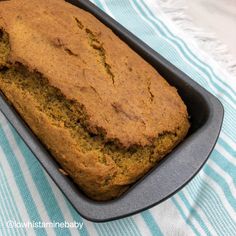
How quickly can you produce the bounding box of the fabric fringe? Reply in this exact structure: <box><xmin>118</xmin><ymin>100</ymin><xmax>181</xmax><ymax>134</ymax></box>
<box><xmin>155</xmin><ymin>0</ymin><xmax>236</xmax><ymax>77</ymax></box>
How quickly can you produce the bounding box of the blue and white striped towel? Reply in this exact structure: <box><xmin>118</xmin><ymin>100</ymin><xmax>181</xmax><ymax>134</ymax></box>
<box><xmin>0</xmin><ymin>0</ymin><xmax>236</xmax><ymax>235</ymax></box>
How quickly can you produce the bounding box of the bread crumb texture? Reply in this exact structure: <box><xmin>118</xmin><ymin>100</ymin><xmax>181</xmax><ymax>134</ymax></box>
<box><xmin>0</xmin><ymin>0</ymin><xmax>190</xmax><ymax>200</ymax></box>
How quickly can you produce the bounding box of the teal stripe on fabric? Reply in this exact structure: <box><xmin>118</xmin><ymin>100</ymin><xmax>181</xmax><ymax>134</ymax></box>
<box><xmin>203</xmin><ymin>164</ymin><xmax>236</xmax><ymax>212</ymax></box>
<box><xmin>118</xmin><ymin>220</ymin><xmax>133</xmax><ymax>236</ymax></box>
<box><xmin>8</xmin><ymin>125</ymin><xmax>72</xmax><ymax>236</ymax></box>
<box><xmin>138</xmin><ymin>0</ymin><xmax>236</xmax><ymax>99</ymax></box>
<box><xmin>0</xmin><ymin>196</ymin><xmax>9</xmax><ymax>236</ymax></box>
<box><xmin>141</xmin><ymin>211</ymin><xmax>163</xmax><ymax>236</ymax></box>
<box><xmin>171</xmin><ymin>197</ymin><xmax>201</xmax><ymax>236</ymax></box>
<box><xmin>65</xmin><ymin>201</ymin><xmax>90</xmax><ymax>236</ymax></box>
<box><xmin>218</xmin><ymin>137</ymin><xmax>236</xmax><ymax>157</ymax></box>
<box><xmin>94</xmin><ymin>223</ymin><xmax>107</xmax><ymax>236</ymax></box>
<box><xmin>0</xmin><ymin>183</ymin><xmax>20</xmax><ymax>236</ymax></box>
<box><xmin>188</xmin><ymin>180</ymin><xmax>235</xmax><ymax>236</ymax></box>
<box><xmin>0</xmin><ymin>169</ymin><xmax>20</xmax><ymax>236</ymax></box>
<box><xmin>0</xmin><ymin>174</ymin><xmax>18</xmax><ymax>236</ymax></box>
<box><xmin>93</xmin><ymin>222</ymin><xmax>114</xmax><ymax>236</ymax></box>
<box><xmin>108</xmin><ymin>218</ymin><xmax>139</xmax><ymax>236</ymax></box>
<box><xmin>0</xmin><ymin>165</ymin><xmax>26</xmax><ymax>236</ymax></box>
<box><xmin>212</xmin><ymin>150</ymin><xmax>236</xmax><ymax>184</ymax></box>
<box><xmin>122</xmin><ymin>218</ymin><xmax>142</xmax><ymax>236</ymax></box>
<box><xmin>120</xmin><ymin>218</ymin><xmax>142</xmax><ymax>236</ymax></box>
<box><xmin>178</xmin><ymin>191</ymin><xmax>212</xmax><ymax>236</ymax></box>
<box><xmin>187</xmin><ymin>177</ymin><xmax>236</xmax><ymax>235</ymax></box>
<box><xmin>94</xmin><ymin>216</ymin><xmax>140</xmax><ymax>236</ymax></box>
<box><xmin>0</xmin><ymin>222</ymin><xmax>7</xmax><ymax>236</ymax></box>
<box><xmin>0</xmin><ymin>212</ymin><xmax>6</xmax><ymax>236</ymax></box>
<box><xmin>0</xmin><ymin>126</ymin><xmax>47</xmax><ymax>236</ymax></box>
<box><xmin>108</xmin><ymin>221</ymin><xmax>128</xmax><ymax>236</ymax></box>
<box><xmin>91</xmin><ymin>0</ymin><xmax>104</xmax><ymax>10</ymax></box>
<box><xmin>222</xmin><ymin>105</ymin><xmax>236</xmax><ymax>137</ymax></box>
<box><xmin>102</xmin><ymin>221</ymin><xmax>124</xmax><ymax>236</ymax></box>
<box><xmin>95</xmin><ymin>218</ymin><xmax>140</xmax><ymax>236</ymax></box>
<box><xmin>222</xmin><ymin>115</ymin><xmax>236</xmax><ymax>142</ymax></box>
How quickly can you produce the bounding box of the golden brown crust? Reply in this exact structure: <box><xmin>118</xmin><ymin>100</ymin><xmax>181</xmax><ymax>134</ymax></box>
<box><xmin>0</xmin><ymin>0</ymin><xmax>190</xmax><ymax>200</ymax></box>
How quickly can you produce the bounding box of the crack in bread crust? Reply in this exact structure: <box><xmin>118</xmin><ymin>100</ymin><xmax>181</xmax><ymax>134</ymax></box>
<box><xmin>74</xmin><ymin>16</ymin><xmax>115</xmax><ymax>84</ymax></box>
<box><xmin>85</xmin><ymin>28</ymin><xmax>115</xmax><ymax>85</ymax></box>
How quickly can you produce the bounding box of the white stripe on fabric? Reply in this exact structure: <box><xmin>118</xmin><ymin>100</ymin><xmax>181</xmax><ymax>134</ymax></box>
<box><xmin>216</xmin><ymin>144</ymin><xmax>236</xmax><ymax>167</ymax></box>
<box><xmin>173</xmin><ymin>194</ymin><xmax>207</xmax><ymax>236</ymax></box>
<box><xmin>0</xmin><ymin>195</ymin><xmax>12</xmax><ymax>236</ymax></box>
<box><xmin>110</xmin><ymin>220</ymin><xmax>131</xmax><ymax>236</ymax></box>
<box><xmin>0</xmin><ymin>167</ymin><xmax>26</xmax><ymax>236</ymax></box>
<box><xmin>221</xmin><ymin>132</ymin><xmax>236</xmax><ymax>150</ymax></box>
<box><xmin>0</xmin><ymin>208</ymin><xmax>9</xmax><ymax>236</ymax></box>
<box><xmin>94</xmin><ymin>223</ymin><xmax>114</xmax><ymax>236</ymax></box>
<box><xmin>132</xmin><ymin>214</ymin><xmax>152</xmax><ymax>236</ymax></box>
<box><xmin>208</xmin><ymin>158</ymin><xmax>235</xmax><ymax>189</ymax></box>
<box><xmin>94</xmin><ymin>222</ymin><xmax>109</xmax><ymax>236</ymax></box>
<box><xmin>0</xmin><ymin>172</ymin><xmax>19</xmax><ymax>236</ymax></box>
<box><xmin>148</xmin><ymin>199</ymin><xmax>196</xmax><ymax>236</ymax></box>
<box><xmin>188</xmin><ymin>183</ymin><xmax>235</xmax><ymax>236</ymax></box>
<box><xmin>0</xmin><ymin>146</ymin><xmax>36</xmax><ymax>236</ymax></box>
<box><xmin>0</xmin><ymin>116</ymin><xmax>56</xmax><ymax>236</ymax></box>
<box><xmin>180</xmin><ymin>188</ymin><xmax>218</xmax><ymax>236</ymax></box>
<box><xmin>132</xmin><ymin>0</ymin><xmax>236</xmax><ymax>111</ymax></box>
<box><xmin>190</xmin><ymin>175</ymin><xmax>236</xmax><ymax>233</ymax></box>
<box><xmin>107</xmin><ymin>220</ymin><xmax>131</xmax><ymax>236</ymax></box>
<box><xmin>122</xmin><ymin>218</ymin><xmax>142</xmax><ymax>236</ymax></box>
<box><xmin>98</xmin><ymin>0</ymin><xmax>115</xmax><ymax>18</ymax></box>
<box><xmin>0</xmin><ymin>202</ymin><xmax>8</xmax><ymax>236</ymax></box>
<box><xmin>106</xmin><ymin>221</ymin><xmax>126</xmax><ymax>236</ymax></box>
<box><xmin>83</xmin><ymin>219</ymin><xmax>99</xmax><ymax>236</ymax></box>
<box><xmin>199</xmin><ymin>167</ymin><xmax>236</xmax><ymax>217</ymax></box>
<box><xmin>45</xmin><ymin>174</ymin><xmax>83</xmax><ymax>236</ymax></box>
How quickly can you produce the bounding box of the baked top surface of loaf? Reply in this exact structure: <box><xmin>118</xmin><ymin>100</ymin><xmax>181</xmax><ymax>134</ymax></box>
<box><xmin>0</xmin><ymin>0</ymin><xmax>188</xmax><ymax>148</ymax></box>
<box><xmin>0</xmin><ymin>0</ymin><xmax>190</xmax><ymax>200</ymax></box>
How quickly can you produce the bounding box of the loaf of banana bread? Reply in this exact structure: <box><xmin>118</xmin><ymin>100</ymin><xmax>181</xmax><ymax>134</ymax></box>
<box><xmin>0</xmin><ymin>0</ymin><xmax>190</xmax><ymax>200</ymax></box>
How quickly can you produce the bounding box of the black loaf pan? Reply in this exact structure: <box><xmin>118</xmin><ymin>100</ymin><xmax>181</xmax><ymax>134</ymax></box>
<box><xmin>0</xmin><ymin>0</ymin><xmax>224</xmax><ymax>222</ymax></box>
